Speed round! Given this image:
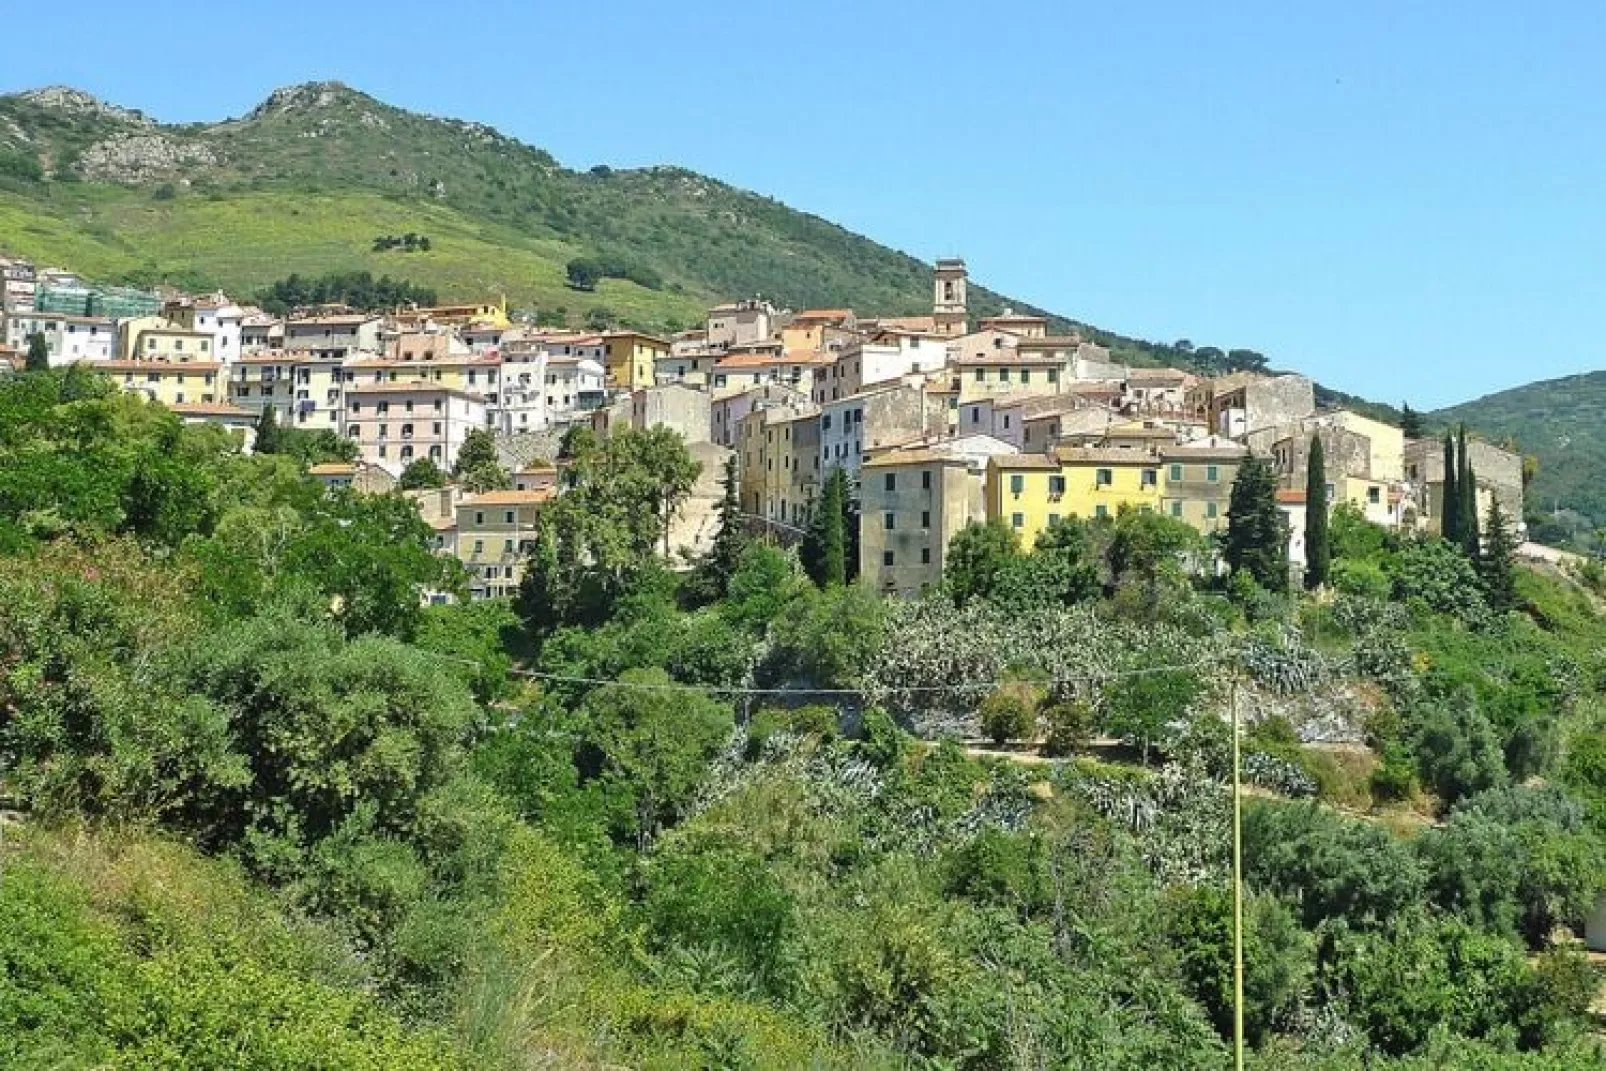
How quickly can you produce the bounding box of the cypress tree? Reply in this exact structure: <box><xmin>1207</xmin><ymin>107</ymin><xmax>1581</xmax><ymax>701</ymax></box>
<box><xmin>803</xmin><ymin>467</ymin><xmax>848</xmax><ymax>587</ymax></box>
<box><xmin>254</xmin><ymin>404</ymin><xmax>282</xmax><ymax>454</ymax></box>
<box><xmin>1304</xmin><ymin>434</ymin><xmax>1330</xmax><ymax>589</ymax></box>
<box><xmin>1479</xmin><ymin>497</ymin><xmax>1519</xmax><ymax>613</ymax></box>
<box><xmin>1225</xmin><ymin>454</ymin><xmax>1288</xmax><ymax>592</ymax></box>
<box><xmin>24</xmin><ymin>332</ymin><xmax>50</xmax><ymax>373</ymax></box>
<box><xmin>702</xmin><ymin>454</ymin><xmax>750</xmax><ymax>598</ymax></box>
<box><xmin>1458</xmin><ymin>425</ymin><xmax>1480</xmax><ymax>559</ymax></box>
<box><xmin>1399</xmin><ymin>402</ymin><xmax>1424</xmax><ymax>439</ymax></box>
<box><xmin>1440</xmin><ymin>431</ymin><xmax>1459</xmax><ymax>544</ymax></box>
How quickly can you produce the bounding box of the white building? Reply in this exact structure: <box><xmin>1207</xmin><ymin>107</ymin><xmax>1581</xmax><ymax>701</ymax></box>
<box><xmin>543</xmin><ymin>356</ymin><xmax>606</xmax><ymax>425</ymax></box>
<box><xmin>3</xmin><ymin>312</ymin><xmax>116</xmax><ymax>365</ymax></box>
<box><xmin>496</xmin><ymin>350</ymin><xmax>549</xmax><ymax>434</ymax></box>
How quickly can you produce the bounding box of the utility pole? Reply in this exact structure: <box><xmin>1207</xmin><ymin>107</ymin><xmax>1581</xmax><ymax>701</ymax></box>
<box><xmin>1231</xmin><ymin>674</ymin><xmax>1245</xmax><ymax>1071</ymax></box>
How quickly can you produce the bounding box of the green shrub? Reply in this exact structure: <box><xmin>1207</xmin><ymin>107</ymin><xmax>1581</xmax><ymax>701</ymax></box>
<box><xmin>978</xmin><ymin>689</ymin><xmax>1035</xmax><ymax>745</ymax></box>
<box><xmin>1040</xmin><ymin>699</ymin><xmax>1096</xmax><ymax>757</ymax></box>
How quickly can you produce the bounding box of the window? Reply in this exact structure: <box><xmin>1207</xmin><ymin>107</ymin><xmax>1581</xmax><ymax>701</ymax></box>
<box><xmin>1206</xmin><ymin>465</ymin><xmax>1219</xmax><ymax>483</ymax></box>
<box><xmin>1170</xmin><ymin>501</ymin><xmax>1183</xmax><ymax>518</ymax></box>
<box><xmin>1367</xmin><ymin>486</ymin><xmax>1381</xmax><ymax>505</ymax></box>
<box><xmin>1010</xmin><ymin>473</ymin><xmax>1024</xmax><ymax>495</ymax></box>
<box><xmin>1141</xmin><ymin>469</ymin><xmax>1157</xmax><ymax>488</ymax></box>
<box><xmin>974</xmin><ymin>368</ymin><xmax>984</xmax><ymax>381</ymax></box>
<box><xmin>378</xmin><ymin>424</ymin><xmax>389</xmax><ymax>438</ymax></box>
<box><xmin>401</xmin><ymin>445</ymin><xmax>413</xmax><ymax>459</ymax></box>
<box><xmin>1003</xmin><ymin>416</ymin><xmax>1011</xmax><ymax>429</ymax></box>
<box><xmin>474</xmin><ymin>511</ymin><xmax>485</xmax><ymax>525</ymax></box>
<box><xmin>921</xmin><ymin>547</ymin><xmax>932</xmax><ymax>565</ymax></box>
<box><xmin>503</xmin><ymin>539</ymin><xmax>514</xmax><ymax>552</ymax></box>
<box><xmin>884</xmin><ymin>512</ymin><xmax>895</xmax><ymax>530</ymax></box>
<box><xmin>473</xmin><ymin>539</ymin><xmax>483</xmax><ymax>553</ymax></box>
<box><xmin>504</xmin><ymin>510</ymin><xmax>515</xmax><ymax>524</ymax></box>
<box><xmin>823</xmin><ymin>414</ymin><xmax>832</xmax><ymax>430</ymax></box>
<box><xmin>1170</xmin><ymin>463</ymin><xmax>1183</xmax><ymax>481</ymax></box>
<box><xmin>1011</xmin><ymin>512</ymin><xmax>1024</xmax><ymax>529</ymax></box>
<box><xmin>884</xmin><ymin>472</ymin><xmax>896</xmax><ymax>492</ymax></box>
<box><xmin>1047</xmin><ymin>369</ymin><xmax>1058</xmax><ymax>383</ymax></box>
<box><xmin>1095</xmin><ymin>504</ymin><xmax>1109</xmax><ymax>518</ymax></box>
<box><xmin>1095</xmin><ymin>468</ymin><xmax>1113</xmax><ymax>488</ymax></box>
<box><xmin>921</xmin><ymin>470</ymin><xmax>932</xmax><ymax>490</ymax></box>
<box><xmin>1048</xmin><ymin>512</ymin><xmax>1060</xmax><ymax>525</ymax></box>
<box><xmin>883</xmin><ymin>550</ymin><xmax>895</xmax><ymax>567</ymax></box>
<box><xmin>1206</xmin><ymin>502</ymin><xmax>1219</xmax><ymax>519</ymax></box>
<box><xmin>920</xmin><ymin>510</ymin><xmax>930</xmax><ymax>529</ymax></box>
<box><xmin>1048</xmin><ymin>475</ymin><xmax>1066</xmax><ymax>495</ymax></box>
<box><xmin>999</xmin><ymin>368</ymin><xmax>1011</xmax><ymax>383</ymax></box>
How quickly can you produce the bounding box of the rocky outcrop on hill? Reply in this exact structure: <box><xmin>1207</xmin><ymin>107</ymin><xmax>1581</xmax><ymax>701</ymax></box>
<box><xmin>77</xmin><ymin>133</ymin><xmax>218</xmax><ymax>183</ymax></box>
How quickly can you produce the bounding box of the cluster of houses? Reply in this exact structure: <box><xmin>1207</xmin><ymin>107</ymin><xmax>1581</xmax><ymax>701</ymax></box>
<box><xmin>0</xmin><ymin>254</ymin><xmax>1524</xmax><ymax>600</ymax></box>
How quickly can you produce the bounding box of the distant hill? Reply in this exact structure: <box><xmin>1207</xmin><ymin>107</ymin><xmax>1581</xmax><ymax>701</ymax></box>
<box><xmin>1434</xmin><ymin>371</ymin><xmax>1606</xmax><ymax>540</ymax></box>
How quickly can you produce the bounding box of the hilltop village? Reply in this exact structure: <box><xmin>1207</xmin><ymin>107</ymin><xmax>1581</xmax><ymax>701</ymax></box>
<box><xmin>0</xmin><ymin>255</ymin><xmax>1523</xmax><ymax>596</ymax></box>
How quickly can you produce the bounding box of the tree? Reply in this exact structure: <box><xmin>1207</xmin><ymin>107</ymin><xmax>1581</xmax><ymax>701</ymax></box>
<box><xmin>397</xmin><ymin>456</ymin><xmax>447</xmax><ymax>490</ymax></box>
<box><xmin>801</xmin><ymin>467</ymin><xmax>849</xmax><ymax>587</ymax></box>
<box><xmin>1102</xmin><ymin>668</ymin><xmax>1200</xmax><ymax>765</ymax></box>
<box><xmin>942</xmin><ymin>518</ymin><xmax>1020</xmax><ymax>606</ymax></box>
<box><xmin>1410</xmin><ymin>692</ymin><xmax>1508</xmax><ymax>810</ymax></box>
<box><xmin>453</xmin><ymin>427</ymin><xmax>499</xmax><ymax>476</ymax></box>
<box><xmin>1400</xmin><ymin>402</ymin><xmax>1424</xmax><ymax>439</ymax></box>
<box><xmin>978</xmin><ymin>688</ymin><xmax>1036</xmax><ymax>745</ymax></box>
<box><xmin>582</xmin><ymin>667</ymin><xmax>734</xmax><ymax>848</ymax></box>
<box><xmin>1458</xmin><ymin>426</ymin><xmax>1481</xmax><ymax>560</ymax></box>
<box><xmin>1304</xmin><ymin>435</ymin><xmax>1330</xmax><ymax>590</ymax></box>
<box><xmin>1479</xmin><ymin>497</ymin><xmax>1519</xmax><ymax>613</ymax></box>
<box><xmin>459</xmin><ymin>461</ymin><xmax>512</xmax><ymax>494</ymax></box>
<box><xmin>1224</xmin><ymin>454</ymin><xmax>1288</xmax><ymax>592</ymax></box>
<box><xmin>1441</xmin><ymin>431</ymin><xmax>1460</xmax><ymax>546</ymax></box>
<box><xmin>24</xmin><ymin>332</ymin><xmax>49</xmax><ymax>373</ymax></box>
<box><xmin>1168</xmin><ymin>886</ymin><xmax>1312</xmax><ymax>1047</ymax></box>
<box><xmin>253</xmin><ymin>405</ymin><xmax>283</xmax><ymax>455</ymax></box>
<box><xmin>565</xmin><ymin>258</ymin><xmax>601</xmax><ymax>291</ymax></box>
<box><xmin>699</xmin><ymin>454</ymin><xmax>750</xmax><ymax>600</ymax></box>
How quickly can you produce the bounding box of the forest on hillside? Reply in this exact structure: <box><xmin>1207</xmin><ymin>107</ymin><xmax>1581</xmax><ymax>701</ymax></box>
<box><xmin>1</xmin><ymin>366</ymin><xmax>1605</xmax><ymax>1068</ymax></box>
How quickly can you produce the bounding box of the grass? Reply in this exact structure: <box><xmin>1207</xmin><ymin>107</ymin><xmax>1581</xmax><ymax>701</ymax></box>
<box><xmin>0</xmin><ymin>184</ymin><xmax>708</xmax><ymax>329</ymax></box>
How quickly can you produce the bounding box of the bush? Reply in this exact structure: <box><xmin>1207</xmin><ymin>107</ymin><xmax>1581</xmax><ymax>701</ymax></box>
<box><xmin>978</xmin><ymin>689</ymin><xmax>1035</xmax><ymax>745</ymax></box>
<box><xmin>1040</xmin><ymin>700</ymin><xmax>1095</xmax><ymax>757</ymax></box>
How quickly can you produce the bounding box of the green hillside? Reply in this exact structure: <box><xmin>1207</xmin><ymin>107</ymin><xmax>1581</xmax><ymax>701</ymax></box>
<box><xmin>1435</xmin><ymin>372</ymin><xmax>1606</xmax><ymax>545</ymax></box>
<box><xmin>0</xmin><ymin>82</ymin><xmax>1053</xmax><ymax>332</ymax></box>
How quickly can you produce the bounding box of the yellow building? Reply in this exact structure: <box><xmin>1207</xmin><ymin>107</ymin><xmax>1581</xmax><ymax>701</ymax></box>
<box><xmin>987</xmin><ymin>447</ymin><xmax>1162</xmax><ymax>547</ymax></box>
<box><xmin>102</xmin><ymin>359</ymin><xmax>224</xmax><ymax>407</ymax></box>
<box><xmin>601</xmin><ymin>331</ymin><xmax>669</xmax><ymax>390</ymax></box>
<box><xmin>117</xmin><ymin>315</ymin><xmax>218</xmax><ymax>362</ymax></box>
<box><xmin>395</xmin><ymin>300</ymin><xmax>509</xmax><ymax>329</ymax></box>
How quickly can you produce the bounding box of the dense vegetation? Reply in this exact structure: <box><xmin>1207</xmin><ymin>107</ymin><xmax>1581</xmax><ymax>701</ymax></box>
<box><xmin>1</xmin><ymin>365</ymin><xmax>1603</xmax><ymax>1066</ymax></box>
<box><xmin>256</xmin><ymin>269</ymin><xmax>438</xmax><ymax>315</ymax></box>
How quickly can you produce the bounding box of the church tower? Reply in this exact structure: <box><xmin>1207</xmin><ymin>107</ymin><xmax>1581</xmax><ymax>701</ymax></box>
<box><xmin>933</xmin><ymin>257</ymin><xmax>968</xmax><ymax>336</ymax></box>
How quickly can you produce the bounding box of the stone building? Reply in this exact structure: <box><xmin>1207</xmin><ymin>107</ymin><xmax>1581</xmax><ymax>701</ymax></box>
<box><xmin>858</xmin><ymin>450</ymin><xmax>986</xmax><ymax>597</ymax></box>
<box><xmin>1403</xmin><ymin>437</ymin><xmax>1525</xmax><ymax>536</ymax></box>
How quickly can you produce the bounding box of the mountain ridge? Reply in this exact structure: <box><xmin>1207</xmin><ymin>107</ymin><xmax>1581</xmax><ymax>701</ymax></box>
<box><xmin>0</xmin><ymin>80</ymin><xmax>1261</xmax><ymax>368</ymax></box>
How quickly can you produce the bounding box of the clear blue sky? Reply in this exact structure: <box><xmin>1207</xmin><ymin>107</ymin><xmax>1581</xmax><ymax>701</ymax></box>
<box><xmin>8</xmin><ymin>0</ymin><xmax>1605</xmax><ymax>408</ymax></box>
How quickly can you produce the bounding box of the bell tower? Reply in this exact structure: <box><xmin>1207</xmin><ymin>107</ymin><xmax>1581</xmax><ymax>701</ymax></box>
<box><xmin>933</xmin><ymin>257</ymin><xmax>968</xmax><ymax>335</ymax></box>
